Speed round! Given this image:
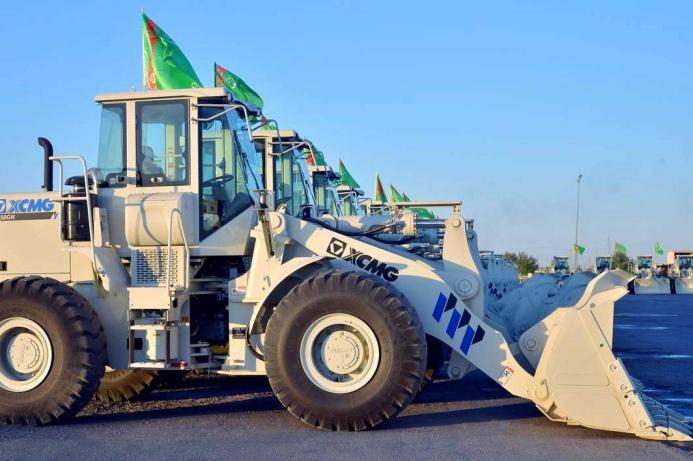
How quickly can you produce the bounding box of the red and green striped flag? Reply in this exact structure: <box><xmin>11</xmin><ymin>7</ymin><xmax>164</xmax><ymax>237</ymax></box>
<box><xmin>260</xmin><ymin>115</ymin><xmax>277</xmax><ymax>131</ymax></box>
<box><xmin>574</xmin><ymin>244</ymin><xmax>585</xmax><ymax>255</ymax></box>
<box><xmin>305</xmin><ymin>143</ymin><xmax>326</xmax><ymax>167</ymax></box>
<box><xmin>615</xmin><ymin>242</ymin><xmax>627</xmax><ymax>253</ymax></box>
<box><xmin>374</xmin><ymin>173</ymin><xmax>386</xmax><ymax>202</ymax></box>
<box><xmin>338</xmin><ymin>160</ymin><xmax>360</xmax><ymax>188</ymax></box>
<box><xmin>214</xmin><ymin>63</ymin><xmax>264</xmax><ymax>109</ymax></box>
<box><xmin>142</xmin><ymin>13</ymin><xmax>202</xmax><ymax>90</ymax></box>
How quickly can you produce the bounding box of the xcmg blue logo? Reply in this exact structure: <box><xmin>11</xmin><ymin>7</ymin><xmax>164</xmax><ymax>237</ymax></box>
<box><xmin>0</xmin><ymin>198</ymin><xmax>54</xmax><ymax>214</ymax></box>
<box><xmin>432</xmin><ymin>292</ymin><xmax>486</xmax><ymax>355</ymax></box>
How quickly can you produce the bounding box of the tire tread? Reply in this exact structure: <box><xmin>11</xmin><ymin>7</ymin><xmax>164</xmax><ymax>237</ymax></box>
<box><xmin>0</xmin><ymin>276</ymin><xmax>107</xmax><ymax>426</ymax></box>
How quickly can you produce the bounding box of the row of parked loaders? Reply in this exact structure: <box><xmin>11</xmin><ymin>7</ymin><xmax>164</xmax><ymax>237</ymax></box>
<box><xmin>630</xmin><ymin>254</ymin><xmax>692</xmax><ymax>295</ymax></box>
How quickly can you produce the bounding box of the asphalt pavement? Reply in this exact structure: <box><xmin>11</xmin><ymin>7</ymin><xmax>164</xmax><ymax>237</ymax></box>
<box><xmin>1</xmin><ymin>294</ymin><xmax>692</xmax><ymax>460</ymax></box>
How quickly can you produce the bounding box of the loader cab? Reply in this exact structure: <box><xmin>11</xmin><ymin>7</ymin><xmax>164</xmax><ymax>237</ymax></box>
<box><xmin>551</xmin><ymin>256</ymin><xmax>570</xmax><ymax>277</ymax></box>
<box><xmin>679</xmin><ymin>256</ymin><xmax>693</xmax><ymax>271</ymax></box>
<box><xmin>595</xmin><ymin>256</ymin><xmax>611</xmax><ymax>273</ymax></box>
<box><xmin>306</xmin><ymin>155</ymin><xmax>342</xmax><ymax>217</ymax></box>
<box><xmin>635</xmin><ymin>256</ymin><xmax>653</xmax><ymax>271</ymax></box>
<box><xmin>93</xmin><ymin>88</ymin><xmax>263</xmax><ymax>257</ymax></box>
<box><xmin>252</xmin><ymin>129</ymin><xmax>316</xmax><ymax>217</ymax></box>
<box><xmin>337</xmin><ymin>185</ymin><xmax>365</xmax><ymax>216</ymax></box>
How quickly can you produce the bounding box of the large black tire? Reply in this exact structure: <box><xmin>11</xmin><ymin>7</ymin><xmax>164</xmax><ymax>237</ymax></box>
<box><xmin>0</xmin><ymin>276</ymin><xmax>106</xmax><ymax>425</ymax></box>
<box><xmin>95</xmin><ymin>369</ymin><xmax>167</xmax><ymax>403</ymax></box>
<box><xmin>265</xmin><ymin>270</ymin><xmax>427</xmax><ymax>431</ymax></box>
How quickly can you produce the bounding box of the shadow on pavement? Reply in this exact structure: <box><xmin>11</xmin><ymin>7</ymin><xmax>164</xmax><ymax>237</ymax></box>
<box><xmin>386</xmin><ymin>401</ymin><xmax>538</xmax><ymax>430</ymax></box>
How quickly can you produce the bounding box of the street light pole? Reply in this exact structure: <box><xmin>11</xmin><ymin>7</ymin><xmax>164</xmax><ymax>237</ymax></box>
<box><xmin>574</xmin><ymin>174</ymin><xmax>583</xmax><ymax>271</ymax></box>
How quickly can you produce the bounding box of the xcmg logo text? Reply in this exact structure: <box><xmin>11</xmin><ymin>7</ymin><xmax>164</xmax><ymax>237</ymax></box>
<box><xmin>0</xmin><ymin>198</ymin><xmax>54</xmax><ymax>214</ymax></box>
<box><xmin>326</xmin><ymin>237</ymin><xmax>400</xmax><ymax>282</ymax></box>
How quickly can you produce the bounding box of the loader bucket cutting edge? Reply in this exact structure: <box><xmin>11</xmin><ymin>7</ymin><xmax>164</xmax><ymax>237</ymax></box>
<box><xmin>514</xmin><ymin>269</ymin><xmax>692</xmax><ymax>441</ymax></box>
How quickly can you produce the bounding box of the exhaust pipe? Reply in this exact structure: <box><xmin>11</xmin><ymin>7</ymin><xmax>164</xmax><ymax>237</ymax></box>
<box><xmin>38</xmin><ymin>137</ymin><xmax>54</xmax><ymax>192</ymax></box>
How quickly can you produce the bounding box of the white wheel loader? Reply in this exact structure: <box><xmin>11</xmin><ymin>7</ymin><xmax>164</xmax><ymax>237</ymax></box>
<box><xmin>0</xmin><ymin>88</ymin><xmax>690</xmax><ymax>441</ymax></box>
<box><xmin>672</xmin><ymin>254</ymin><xmax>693</xmax><ymax>295</ymax></box>
<box><xmin>632</xmin><ymin>255</ymin><xmax>671</xmax><ymax>295</ymax></box>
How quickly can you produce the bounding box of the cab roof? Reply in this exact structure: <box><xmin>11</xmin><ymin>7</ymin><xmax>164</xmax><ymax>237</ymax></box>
<box><xmin>95</xmin><ymin>88</ymin><xmax>228</xmax><ymax>103</ymax></box>
<box><xmin>252</xmin><ymin>129</ymin><xmax>299</xmax><ymax>139</ymax></box>
<box><xmin>95</xmin><ymin>88</ymin><xmax>262</xmax><ymax>117</ymax></box>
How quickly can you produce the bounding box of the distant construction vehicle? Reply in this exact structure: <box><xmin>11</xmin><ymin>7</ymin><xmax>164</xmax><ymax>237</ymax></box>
<box><xmin>669</xmin><ymin>251</ymin><xmax>693</xmax><ymax>295</ymax></box>
<box><xmin>632</xmin><ymin>255</ymin><xmax>671</xmax><ymax>295</ymax></box>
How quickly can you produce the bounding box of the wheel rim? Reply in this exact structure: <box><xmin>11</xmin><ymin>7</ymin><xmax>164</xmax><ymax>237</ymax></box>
<box><xmin>0</xmin><ymin>317</ymin><xmax>53</xmax><ymax>392</ymax></box>
<box><xmin>300</xmin><ymin>313</ymin><xmax>380</xmax><ymax>394</ymax></box>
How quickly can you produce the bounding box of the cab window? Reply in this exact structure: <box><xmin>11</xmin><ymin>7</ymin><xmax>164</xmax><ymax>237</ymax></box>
<box><xmin>97</xmin><ymin>104</ymin><xmax>126</xmax><ymax>187</ymax></box>
<box><xmin>136</xmin><ymin>100</ymin><xmax>189</xmax><ymax>186</ymax></box>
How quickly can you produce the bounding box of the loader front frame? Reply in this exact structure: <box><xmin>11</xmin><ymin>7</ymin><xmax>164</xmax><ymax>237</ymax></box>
<box><xmin>242</xmin><ymin>206</ymin><xmax>691</xmax><ymax>441</ymax></box>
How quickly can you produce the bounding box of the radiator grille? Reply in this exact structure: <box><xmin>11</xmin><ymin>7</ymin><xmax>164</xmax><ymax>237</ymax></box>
<box><xmin>132</xmin><ymin>247</ymin><xmax>184</xmax><ymax>287</ymax></box>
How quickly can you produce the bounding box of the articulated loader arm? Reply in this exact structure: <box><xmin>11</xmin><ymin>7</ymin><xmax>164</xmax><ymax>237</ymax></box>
<box><xmin>256</xmin><ymin>210</ymin><xmax>692</xmax><ymax>442</ymax></box>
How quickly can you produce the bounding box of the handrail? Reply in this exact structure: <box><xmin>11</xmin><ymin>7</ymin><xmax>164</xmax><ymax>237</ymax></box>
<box><xmin>167</xmin><ymin>208</ymin><xmax>190</xmax><ymax>295</ymax></box>
<box><xmin>48</xmin><ymin>155</ymin><xmax>98</xmax><ymax>274</ymax></box>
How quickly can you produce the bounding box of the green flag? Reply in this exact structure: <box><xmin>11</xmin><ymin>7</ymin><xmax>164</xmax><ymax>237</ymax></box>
<box><xmin>390</xmin><ymin>184</ymin><xmax>405</xmax><ymax>202</ymax></box>
<box><xmin>142</xmin><ymin>13</ymin><xmax>202</xmax><ymax>90</ymax></box>
<box><xmin>214</xmin><ymin>63</ymin><xmax>264</xmax><ymax>109</ymax></box>
<box><xmin>574</xmin><ymin>244</ymin><xmax>585</xmax><ymax>255</ymax></box>
<box><xmin>391</xmin><ymin>185</ymin><xmax>430</xmax><ymax>218</ymax></box>
<box><xmin>374</xmin><ymin>173</ymin><xmax>386</xmax><ymax>202</ymax></box>
<box><xmin>655</xmin><ymin>242</ymin><xmax>664</xmax><ymax>255</ymax></box>
<box><xmin>403</xmin><ymin>192</ymin><xmax>436</xmax><ymax>219</ymax></box>
<box><xmin>615</xmin><ymin>242</ymin><xmax>627</xmax><ymax>253</ymax></box>
<box><xmin>338</xmin><ymin>160</ymin><xmax>360</xmax><ymax>188</ymax></box>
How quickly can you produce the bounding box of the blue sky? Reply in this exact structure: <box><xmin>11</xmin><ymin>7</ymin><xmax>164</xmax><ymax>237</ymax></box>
<box><xmin>0</xmin><ymin>1</ymin><xmax>691</xmax><ymax>265</ymax></box>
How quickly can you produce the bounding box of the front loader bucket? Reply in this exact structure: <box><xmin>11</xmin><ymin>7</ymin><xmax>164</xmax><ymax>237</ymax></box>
<box><xmin>519</xmin><ymin>270</ymin><xmax>692</xmax><ymax>441</ymax></box>
<box><xmin>633</xmin><ymin>277</ymin><xmax>672</xmax><ymax>295</ymax></box>
<box><xmin>674</xmin><ymin>278</ymin><xmax>693</xmax><ymax>295</ymax></box>
<box><xmin>511</xmin><ymin>271</ymin><xmax>596</xmax><ymax>341</ymax></box>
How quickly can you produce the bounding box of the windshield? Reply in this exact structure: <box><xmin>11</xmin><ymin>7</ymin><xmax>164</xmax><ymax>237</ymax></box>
<box><xmin>312</xmin><ymin>173</ymin><xmax>342</xmax><ymax>216</ymax></box>
<box><xmin>637</xmin><ymin>256</ymin><xmax>653</xmax><ymax>269</ymax></box>
<box><xmin>553</xmin><ymin>258</ymin><xmax>569</xmax><ymax>271</ymax></box>
<box><xmin>680</xmin><ymin>257</ymin><xmax>693</xmax><ymax>270</ymax></box>
<box><xmin>271</xmin><ymin>141</ymin><xmax>312</xmax><ymax>216</ymax></box>
<box><xmin>292</xmin><ymin>149</ymin><xmax>316</xmax><ymax>210</ymax></box>
<box><xmin>198</xmin><ymin>105</ymin><xmax>263</xmax><ymax>239</ymax></box>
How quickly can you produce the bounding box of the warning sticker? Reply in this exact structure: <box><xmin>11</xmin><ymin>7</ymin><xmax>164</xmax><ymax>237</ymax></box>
<box><xmin>498</xmin><ymin>366</ymin><xmax>514</xmax><ymax>385</ymax></box>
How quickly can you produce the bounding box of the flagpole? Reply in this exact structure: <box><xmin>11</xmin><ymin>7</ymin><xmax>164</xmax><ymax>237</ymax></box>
<box><xmin>574</xmin><ymin>174</ymin><xmax>583</xmax><ymax>271</ymax></box>
<box><xmin>141</xmin><ymin>8</ymin><xmax>146</xmax><ymax>91</ymax></box>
